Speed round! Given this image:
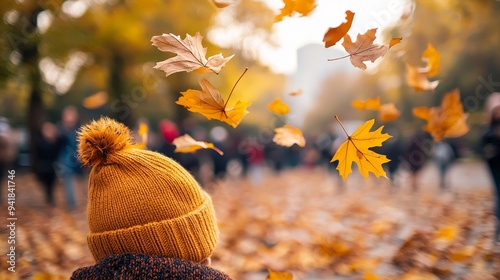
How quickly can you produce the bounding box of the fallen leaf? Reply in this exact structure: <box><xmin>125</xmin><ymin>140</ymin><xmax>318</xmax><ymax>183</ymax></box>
<box><xmin>389</xmin><ymin>37</ymin><xmax>403</xmax><ymax>48</ymax></box>
<box><xmin>176</xmin><ymin>78</ymin><xmax>250</xmax><ymax>128</ymax></box>
<box><xmin>212</xmin><ymin>0</ymin><xmax>233</xmax><ymax>8</ymax></box>
<box><xmin>413</xmin><ymin>89</ymin><xmax>469</xmax><ymax>142</ymax></box>
<box><xmin>289</xmin><ymin>89</ymin><xmax>302</xmax><ymax>96</ymax></box>
<box><xmin>82</xmin><ymin>91</ymin><xmax>108</xmax><ymax>109</ymax></box>
<box><xmin>331</xmin><ymin>117</ymin><xmax>391</xmax><ymax>181</ymax></box>
<box><xmin>268</xmin><ymin>98</ymin><xmax>291</xmax><ymax>115</ymax></box>
<box><xmin>152</xmin><ymin>32</ymin><xmax>234</xmax><ymax>77</ymax></box>
<box><xmin>275</xmin><ymin>0</ymin><xmax>317</xmax><ymax>22</ymax></box>
<box><xmin>323</xmin><ymin>10</ymin><xmax>355</xmax><ymax>48</ymax></box>
<box><xmin>273</xmin><ymin>125</ymin><xmax>306</xmax><ymax>147</ymax></box>
<box><xmin>266</xmin><ymin>269</ymin><xmax>293</xmax><ymax>280</ymax></box>
<box><xmin>339</xmin><ymin>29</ymin><xmax>401</xmax><ymax>70</ymax></box>
<box><xmin>406</xmin><ymin>63</ymin><xmax>439</xmax><ymax>92</ymax></box>
<box><xmin>352</xmin><ymin>97</ymin><xmax>381</xmax><ymax>111</ymax></box>
<box><xmin>419</xmin><ymin>43</ymin><xmax>440</xmax><ymax>77</ymax></box>
<box><xmin>173</xmin><ymin>134</ymin><xmax>223</xmax><ymax>155</ymax></box>
<box><xmin>378</xmin><ymin>103</ymin><xmax>401</xmax><ymax>122</ymax></box>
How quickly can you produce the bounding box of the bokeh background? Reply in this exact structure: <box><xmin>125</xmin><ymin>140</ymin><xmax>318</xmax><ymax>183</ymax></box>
<box><xmin>0</xmin><ymin>0</ymin><xmax>500</xmax><ymax>279</ymax></box>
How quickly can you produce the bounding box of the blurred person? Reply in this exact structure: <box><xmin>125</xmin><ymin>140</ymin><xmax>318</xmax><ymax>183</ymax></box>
<box><xmin>56</xmin><ymin>106</ymin><xmax>81</xmax><ymax>210</ymax></box>
<box><xmin>401</xmin><ymin>132</ymin><xmax>432</xmax><ymax>192</ymax></box>
<box><xmin>373</xmin><ymin>123</ymin><xmax>404</xmax><ymax>187</ymax></box>
<box><xmin>433</xmin><ymin>140</ymin><xmax>457</xmax><ymax>191</ymax></box>
<box><xmin>482</xmin><ymin>92</ymin><xmax>500</xmax><ymax>241</ymax></box>
<box><xmin>246</xmin><ymin>138</ymin><xmax>265</xmax><ymax>186</ymax></box>
<box><xmin>0</xmin><ymin>117</ymin><xmax>16</xmax><ymax>203</ymax></box>
<box><xmin>209</xmin><ymin>126</ymin><xmax>229</xmax><ymax>179</ymax></box>
<box><xmin>72</xmin><ymin>117</ymin><xmax>231</xmax><ymax>279</ymax></box>
<box><xmin>157</xmin><ymin>119</ymin><xmax>202</xmax><ymax>182</ymax></box>
<box><xmin>33</xmin><ymin>121</ymin><xmax>61</xmax><ymax>206</ymax></box>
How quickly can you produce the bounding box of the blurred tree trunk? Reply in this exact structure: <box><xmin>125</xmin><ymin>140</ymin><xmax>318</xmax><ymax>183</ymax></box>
<box><xmin>108</xmin><ymin>51</ymin><xmax>134</xmax><ymax>127</ymax></box>
<box><xmin>18</xmin><ymin>4</ymin><xmax>44</xmax><ymax>166</ymax></box>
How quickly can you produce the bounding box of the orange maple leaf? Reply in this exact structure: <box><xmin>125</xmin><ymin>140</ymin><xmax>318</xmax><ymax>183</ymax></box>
<box><xmin>323</xmin><ymin>10</ymin><xmax>355</xmax><ymax>48</ymax></box>
<box><xmin>413</xmin><ymin>89</ymin><xmax>469</xmax><ymax>142</ymax></box>
<box><xmin>378</xmin><ymin>103</ymin><xmax>401</xmax><ymax>122</ymax></box>
<box><xmin>173</xmin><ymin>134</ymin><xmax>223</xmax><ymax>155</ymax></box>
<box><xmin>151</xmin><ymin>32</ymin><xmax>234</xmax><ymax>77</ymax></box>
<box><xmin>275</xmin><ymin>0</ymin><xmax>317</xmax><ymax>22</ymax></box>
<box><xmin>419</xmin><ymin>43</ymin><xmax>440</xmax><ymax>77</ymax></box>
<box><xmin>352</xmin><ymin>97</ymin><xmax>381</xmax><ymax>111</ymax></box>
<box><xmin>333</xmin><ymin>29</ymin><xmax>401</xmax><ymax>70</ymax></box>
<box><xmin>273</xmin><ymin>125</ymin><xmax>306</xmax><ymax>147</ymax></box>
<box><xmin>331</xmin><ymin>116</ymin><xmax>391</xmax><ymax>181</ymax></box>
<box><xmin>176</xmin><ymin>78</ymin><xmax>250</xmax><ymax>128</ymax></box>
<box><xmin>266</xmin><ymin>269</ymin><xmax>293</xmax><ymax>280</ymax></box>
<box><xmin>406</xmin><ymin>63</ymin><xmax>439</xmax><ymax>92</ymax></box>
<box><xmin>268</xmin><ymin>98</ymin><xmax>290</xmax><ymax>115</ymax></box>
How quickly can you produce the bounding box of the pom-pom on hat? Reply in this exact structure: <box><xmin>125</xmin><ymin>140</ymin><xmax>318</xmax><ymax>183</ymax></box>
<box><xmin>77</xmin><ymin>117</ymin><xmax>219</xmax><ymax>263</ymax></box>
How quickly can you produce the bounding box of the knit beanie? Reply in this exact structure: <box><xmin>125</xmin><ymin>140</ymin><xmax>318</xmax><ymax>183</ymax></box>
<box><xmin>77</xmin><ymin>117</ymin><xmax>219</xmax><ymax>263</ymax></box>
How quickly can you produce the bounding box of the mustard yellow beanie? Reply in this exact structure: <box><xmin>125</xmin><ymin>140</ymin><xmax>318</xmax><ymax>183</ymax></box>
<box><xmin>77</xmin><ymin>117</ymin><xmax>219</xmax><ymax>263</ymax></box>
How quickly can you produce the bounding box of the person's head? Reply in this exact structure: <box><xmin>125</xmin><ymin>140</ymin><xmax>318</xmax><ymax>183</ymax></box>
<box><xmin>77</xmin><ymin>117</ymin><xmax>219</xmax><ymax>263</ymax></box>
<box><xmin>62</xmin><ymin>106</ymin><xmax>79</xmax><ymax>129</ymax></box>
<box><xmin>485</xmin><ymin>92</ymin><xmax>500</xmax><ymax>124</ymax></box>
<box><xmin>41</xmin><ymin>122</ymin><xmax>58</xmax><ymax>143</ymax></box>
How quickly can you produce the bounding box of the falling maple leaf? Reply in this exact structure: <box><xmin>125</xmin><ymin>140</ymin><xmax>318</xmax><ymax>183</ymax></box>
<box><xmin>330</xmin><ymin>29</ymin><xmax>401</xmax><ymax>70</ymax></box>
<box><xmin>266</xmin><ymin>269</ymin><xmax>293</xmax><ymax>280</ymax></box>
<box><xmin>406</xmin><ymin>63</ymin><xmax>439</xmax><ymax>92</ymax></box>
<box><xmin>268</xmin><ymin>97</ymin><xmax>290</xmax><ymax>115</ymax></box>
<box><xmin>378</xmin><ymin>103</ymin><xmax>401</xmax><ymax>122</ymax></box>
<box><xmin>412</xmin><ymin>89</ymin><xmax>469</xmax><ymax>142</ymax></box>
<box><xmin>331</xmin><ymin>116</ymin><xmax>391</xmax><ymax>181</ymax></box>
<box><xmin>275</xmin><ymin>0</ymin><xmax>317</xmax><ymax>22</ymax></box>
<box><xmin>352</xmin><ymin>97</ymin><xmax>381</xmax><ymax>111</ymax></box>
<box><xmin>419</xmin><ymin>43</ymin><xmax>440</xmax><ymax>77</ymax></box>
<box><xmin>173</xmin><ymin>134</ymin><xmax>223</xmax><ymax>155</ymax></box>
<box><xmin>211</xmin><ymin>0</ymin><xmax>233</xmax><ymax>8</ymax></box>
<box><xmin>273</xmin><ymin>125</ymin><xmax>306</xmax><ymax>147</ymax></box>
<box><xmin>151</xmin><ymin>32</ymin><xmax>234</xmax><ymax>77</ymax></box>
<box><xmin>82</xmin><ymin>91</ymin><xmax>108</xmax><ymax>109</ymax></box>
<box><xmin>323</xmin><ymin>10</ymin><xmax>355</xmax><ymax>48</ymax></box>
<box><xmin>176</xmin><ymin>70</ymin><xmax>250</xmax><ymax>128</ymax></box>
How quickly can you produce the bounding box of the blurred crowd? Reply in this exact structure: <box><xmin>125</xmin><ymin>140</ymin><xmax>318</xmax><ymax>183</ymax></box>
<box><xmin>0</xmin><ymin>107</ymin><xmax>484</xmax><ymax>213</ymax></box>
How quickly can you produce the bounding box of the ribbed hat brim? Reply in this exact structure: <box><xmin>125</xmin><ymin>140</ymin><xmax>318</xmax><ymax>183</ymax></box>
<box><xmin>87</xmin><ymin>193</ymin><xmax>219</xmax><ymax>263</ymax></box>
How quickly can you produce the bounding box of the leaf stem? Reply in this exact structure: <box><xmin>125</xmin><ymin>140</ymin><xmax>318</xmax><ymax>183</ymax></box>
<box><xmin>334</xmin><ymin>115</ymin><xmax>350</xmax><ymax>138</ymax></box>
<box><xmin>224</xmin><ymin>67</ymin><xmax>248</xmax><ymax>109</ymax></box>
<box><xmin>328</xmin><ymin>54</ymin><xmax>351</xmax><ymax>62</ymax></box>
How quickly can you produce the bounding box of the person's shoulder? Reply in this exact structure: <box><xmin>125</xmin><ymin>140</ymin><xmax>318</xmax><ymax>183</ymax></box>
<box><xmin>71</xmin><ymin>253</ymin><xmax>233</xmax><ymax>280</ymax></box>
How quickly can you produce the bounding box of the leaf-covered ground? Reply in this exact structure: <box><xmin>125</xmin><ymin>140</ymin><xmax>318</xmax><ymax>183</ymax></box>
<box><xmin>1</xmin><ymin>161</ymin><xmax>499</xmax><ymax>279</ymax></box>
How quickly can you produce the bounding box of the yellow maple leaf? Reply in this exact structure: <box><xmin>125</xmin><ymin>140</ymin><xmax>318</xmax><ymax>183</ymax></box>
<box><xmin>151</xmin><ymin>32</ymin><xmax>234</xmax><ymax>77</ymax></box>
<box><xmin>378</xmin><ymin>103</ymin><xmax>401</xmax><ymax>122</ymax></box>
<box><xmin>268</xmin><ymin>97</ymin><xmax>291</xmax><ymax>115</ymax></box>
<box><xmin>273</xmin><ymin>125</ymin><xmax>306</xmax><ymax>147</ymax></box>
<box><xmin>275</xmin><ymin>0</ymin><xmax>316</xmax><ymax>22</ymax></box>
<box><xmin>266</xmin><ymin>269</ymin><xmax>293</xmax><ymax>280</ymax></box>
<box><xmin>334</xmin><ymin>29</ymin><xmax>401</xmax><ymax>70</ymax></box>
<box><xmin>352</xmin><ymin>97</ymin><xmax>381</xmax><ymax>111</ymax></box>
<box><xmin>413</xmin><ymin>89</ymin><xmax>469</xmax><ymax>142</ymax></box>
<box><xmin>176</xmin><ymin>78</ymin><xmax>250</xmax><ymax>128</ymax></box>
<box><xmin>173</xmin><ymin>134</ymin><xmax>223</xmax><ymax>155</ymax></box>
<box><xmin>419</xmin><ymin>43</ymin><xmax>440</xmax><ymax>77</ymax></box>
<box><xmin>323</xmin><ymin>10</ymin><xmax>355</xmax><ymax>48</ymax></box>
<box><xmin>406</xmin><ymin>63</ymin><xmax>439</xmax><ymax>92</ymax></box>
<box><xmin>331</xmin><ymin>117</ymin><xmax>391</xmax><ymax>181</ymax></box>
